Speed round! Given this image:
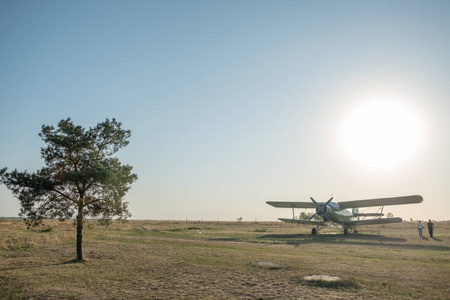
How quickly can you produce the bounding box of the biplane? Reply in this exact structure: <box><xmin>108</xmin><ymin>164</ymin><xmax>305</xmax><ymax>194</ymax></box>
<box><xmin>266</xmin><ymin>195</ymin><xmax>423</xmax><ymax>235</ymax></box>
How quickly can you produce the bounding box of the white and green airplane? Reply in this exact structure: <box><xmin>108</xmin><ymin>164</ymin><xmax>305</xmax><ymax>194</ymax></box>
<box><xmin>266</xmin><ymin>195</ymin><xmax>423</xmax><ymax>235</ymax></box>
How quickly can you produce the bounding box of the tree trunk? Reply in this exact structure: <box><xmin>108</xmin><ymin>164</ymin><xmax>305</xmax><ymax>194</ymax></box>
<box><xmin>76</xmin><ymin>201</ymin><xmax>84</xmax><ymax>261</ymax></box>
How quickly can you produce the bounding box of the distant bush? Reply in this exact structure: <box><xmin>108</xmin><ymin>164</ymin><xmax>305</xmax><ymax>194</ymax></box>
<box><xmin>40</xmin><ymin>226</ymin><xmax>54</xmax><ymax>233</ymax></box>
<box><xmin>167</xmin><ymin>228</ymin><xmax>184</xmax><ymax>232</ymax></box>
<box><xmin>188</xmin><ymin>227</ymin><xmax>202</xmax><ymax>231</ymax></box>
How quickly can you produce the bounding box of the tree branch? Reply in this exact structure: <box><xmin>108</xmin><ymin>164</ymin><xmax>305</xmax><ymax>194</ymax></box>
<box><xmin>52</xmin><ymin>188</ymin><xmax>78</xmax><ymax>205</ymax></box>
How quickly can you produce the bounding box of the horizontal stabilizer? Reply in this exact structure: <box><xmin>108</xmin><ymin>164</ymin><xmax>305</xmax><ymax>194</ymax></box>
<box><xmin>266</xmin><ymin>201</ymin><xmax>316</xmax><ymax>209</ymax></box>
<box><xmin>338</xmin><ymin>195</ymin><xmax>423</xmax><ymax>209</ymax></box>
<box><xmin>278</xmin><ymin>218</ymin><xmax>325</xmax><ymax>225</ymax></box>
<box><xmin>343</xmin><ymin>217</ymin><xmax>402</xmax><ymax>226</ymax></box>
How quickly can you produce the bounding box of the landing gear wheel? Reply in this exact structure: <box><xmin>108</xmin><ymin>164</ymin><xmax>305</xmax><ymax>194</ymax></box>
<box><xmin>344</xmin><ymin>228</ymin><xmax>348</xmax><ymax>235</ymax></box>
<box><xmin>311</xmin><ymin>228</ymin><xmax>317</xmax><ymax>235</ymax></box>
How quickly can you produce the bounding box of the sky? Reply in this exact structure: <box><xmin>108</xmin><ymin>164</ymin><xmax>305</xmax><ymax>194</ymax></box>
<box><xmin>1</xmin><ymin>0</ymin><xmax>449</xmax><ymax>221</ymax></box>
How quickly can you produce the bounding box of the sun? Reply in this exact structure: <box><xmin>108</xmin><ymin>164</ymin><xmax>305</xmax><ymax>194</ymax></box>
<box><xmin>340</xmin><ymin>99</ymin><xmax>422</xmax><ymax>169</ymax></box>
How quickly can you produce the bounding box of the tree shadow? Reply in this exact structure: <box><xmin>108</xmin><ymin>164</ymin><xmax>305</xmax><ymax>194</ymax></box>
<box><xmin>1</xmin><ymin>258</ymin><xmax>85</xmax><ymax>271</ymax></box>
<box><xmin>55</xmin><ymin>258</ymin><xmax>87</xmax><ymax>265</ymax></box>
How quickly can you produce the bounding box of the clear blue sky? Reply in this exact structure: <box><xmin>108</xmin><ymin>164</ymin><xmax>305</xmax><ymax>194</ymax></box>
<box><xmin>1</xmin><ymin>0</ymin><xmax>449</xmax><ymax>221</ymax></box>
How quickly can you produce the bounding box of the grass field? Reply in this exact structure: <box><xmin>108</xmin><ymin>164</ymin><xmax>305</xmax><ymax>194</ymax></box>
<box><xmin>1</xmin><ymin>219</ymin><xmax>449</xmax><ymax>299</ymax></box>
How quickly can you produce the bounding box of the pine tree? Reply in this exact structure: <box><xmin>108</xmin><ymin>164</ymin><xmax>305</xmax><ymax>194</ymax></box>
<box><xmin>1</xmin><ymin>118</ymin><xmax>138</xmax><ymax>260</ymax></box>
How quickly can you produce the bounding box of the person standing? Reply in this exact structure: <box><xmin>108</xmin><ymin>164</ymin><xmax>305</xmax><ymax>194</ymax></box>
<box><xmin>417</xmin><ymin>221</ymin><xmax>423</xmax><ymax>237</ymax></box>
<box><xmin>427</xmin><ymin>219</ymin><xmax>434</xmax><ymax>238</ymax></box>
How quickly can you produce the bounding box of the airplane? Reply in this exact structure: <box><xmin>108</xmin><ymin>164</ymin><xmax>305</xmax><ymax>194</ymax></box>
<box><xmin>266</xmin><ymin>195</ymin><xmax>423</xmax><ymax>235</ymax></box>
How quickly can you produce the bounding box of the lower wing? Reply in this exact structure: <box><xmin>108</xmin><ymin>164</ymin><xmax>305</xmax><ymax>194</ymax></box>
<box><xmin>343</xmin><ymin>217</ymin><xmax>402</xmax><ymax>226</ymax></box>
<box><xmin>278</xmin><ymin>218</ymin><xmax>326</xmax><ymax>225</ymax></box>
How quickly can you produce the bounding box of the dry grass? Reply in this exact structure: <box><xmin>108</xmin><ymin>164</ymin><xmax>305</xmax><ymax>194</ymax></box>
<box><xmin>1</xmin><ymin>219</ymin><xmax>449</xmax><ymax>299</ymax></box>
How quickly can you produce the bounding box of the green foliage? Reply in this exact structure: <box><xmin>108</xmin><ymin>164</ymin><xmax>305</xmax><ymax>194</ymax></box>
<box><xmin>1</xmin><ymin>118</ymin><xmax>137</xmax><ymax>225</ymax></box>
<box><xmin>299</xmin><ymin>211</ymin><xmax>321</xmax><ymax>221</ymax></box>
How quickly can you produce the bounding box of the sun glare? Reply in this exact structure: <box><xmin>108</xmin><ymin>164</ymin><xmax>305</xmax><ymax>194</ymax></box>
<box><xmin>340</xmin><ymin>99</ymin><xmax>422</xmax><ymax>170</ymax></box>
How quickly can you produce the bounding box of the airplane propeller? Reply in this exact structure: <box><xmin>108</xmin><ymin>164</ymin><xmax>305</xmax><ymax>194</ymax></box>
<box><xmin>309</xmin><ymin>197</ymin><xmax>333</xmax><ymax>221</ymax></box>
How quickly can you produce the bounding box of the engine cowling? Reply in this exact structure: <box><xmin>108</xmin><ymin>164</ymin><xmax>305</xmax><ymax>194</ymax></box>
<box><xmin>310</xmin><ymin>196</ymin><xmax>334</xmax><ymax>222</ymax></box>
<box><xmin>316</xmin><ymin>204</ymin><xmax>331</xmax><ymax>221</ymax></box>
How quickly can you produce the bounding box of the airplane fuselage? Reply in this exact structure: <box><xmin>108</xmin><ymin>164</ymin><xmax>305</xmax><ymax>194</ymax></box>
<box><xmin>324</xmin><ymin>202</ymin><xmax>356</xmax><ymax>225</ymax></box>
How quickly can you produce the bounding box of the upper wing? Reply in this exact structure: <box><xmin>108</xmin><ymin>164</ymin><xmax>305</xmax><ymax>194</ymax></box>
<box><xmin>266</xmin><ymin>201</ymin><xmax>316</xmax><ymax>209</ymax></box>
<box><xmin>338</xmin><ymin>195</ymin><xmax>423</xmax><ymax>209</ymax></box>
<box><xmin>278</xmin><ymin>218</ymin><xmax>326</xmax><ymax>225</ymax></box>
<box><xmin>343</xmin><ymin>217</ymin><xmax>402</xmax><ymax>226</ymax></box>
